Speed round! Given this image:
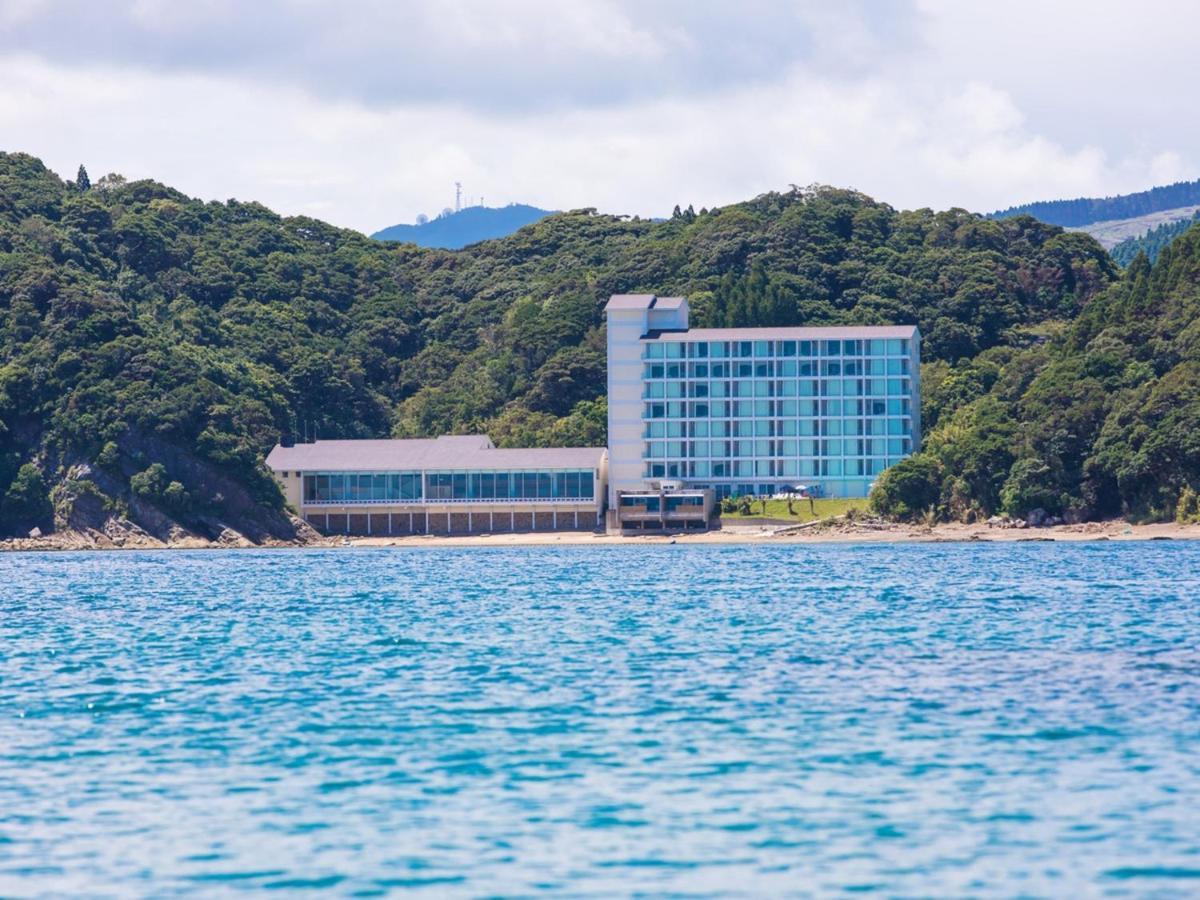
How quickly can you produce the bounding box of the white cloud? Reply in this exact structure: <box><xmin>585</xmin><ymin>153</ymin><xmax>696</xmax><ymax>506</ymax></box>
<box><xmin>0</xmin><ymin>1</ymin><xmax>1193</xmax><ymax>231</ymax></box>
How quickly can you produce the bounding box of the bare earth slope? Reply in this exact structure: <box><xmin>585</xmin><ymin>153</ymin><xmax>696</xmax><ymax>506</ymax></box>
<box><xmin>1068</xmin><ymin>205</ymin><xmax>1200</xmax><ymax>249</ymax></box>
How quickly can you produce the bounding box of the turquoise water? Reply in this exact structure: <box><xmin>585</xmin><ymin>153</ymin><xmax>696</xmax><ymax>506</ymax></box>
<box><xmin>1</xmin><ymin>544</ymin><xmax>1199</xmax><ymax>896</ymax></box>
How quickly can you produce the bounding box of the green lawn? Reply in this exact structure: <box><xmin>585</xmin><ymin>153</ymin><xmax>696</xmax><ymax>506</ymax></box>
<box><xmin>720</xmin><ymin>497</ymin><xmax>871</xmax><ymax>522</ymax></box>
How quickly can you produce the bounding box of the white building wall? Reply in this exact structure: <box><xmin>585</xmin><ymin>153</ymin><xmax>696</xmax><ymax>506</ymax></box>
<box><xmin>606</xmin><ymin>306</ymin><xmax>649</xmax><ymax>507</ymax></box>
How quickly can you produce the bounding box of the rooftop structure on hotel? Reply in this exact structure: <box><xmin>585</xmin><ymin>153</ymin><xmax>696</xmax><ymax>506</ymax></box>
<box><xmin>605</xmin><ymin>294</ymin><xmax>920</xmax><ymax>526</ymax></box>
<box><xmin>266</xmin><ymin>434</ymin><xmax>607</xmax><ymax>535</ymax></box>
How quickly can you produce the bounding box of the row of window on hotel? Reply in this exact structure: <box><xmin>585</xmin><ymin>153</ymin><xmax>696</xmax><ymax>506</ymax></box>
<box><xmin>643</xmin><ymin>339</ymin><xmax>913</xmax><ymax>359</ymax></box>
<box><xmin>644</xmin><ymin>359</ymin><xmax>910</xmax><ymax>379</ymax></box>
<box><xmin>302</xmin><ymin>470</ymin><xmax>596</xmax><ymax>503</ymax></box>
<box><xmin>646</xmin><ymin>417</ymin><xmax>910</xmax><ymax>439</ymax></box>
<box><xmin>645</xmin><ymin>378</ymin><xmax>912</xmax><ymax>400</ymax></box>
<box><xmin>646</xmin><ymin>396</ymin><xmax>912</xmax><ymax>419</ymax></box>
<box><xmin>646</xmin><ymin>418</ymin><xmax>911</xmax><ymax>438</ymax></box>
<box><xmin>646</xmin><ymin>438</ymin><xmax>912</xmax><ymax>458</ymax></box>
<box><xmin>646</xmin><ymin>419</ymin><xmax>912</xmax><ymax>440</ymax></box>
<box><xmin>645</xmin><ymin>458</ymin><xmax>900</xmax><ymax>478</ymax></box>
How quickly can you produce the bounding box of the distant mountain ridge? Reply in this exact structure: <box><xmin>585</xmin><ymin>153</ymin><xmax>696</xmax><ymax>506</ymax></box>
<box><xmin>371</xmin><ymin>203</ymin><xmax>554</xmax><ymax>249</ymax></box>
<box><xmin>989</xmin><ymin>179</ymin><xmax>1200</xmax><ymax>227</ymax></box>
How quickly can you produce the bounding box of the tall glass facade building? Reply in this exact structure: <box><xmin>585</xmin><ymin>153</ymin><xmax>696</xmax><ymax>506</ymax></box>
<box><xmin>606</xmin><ymin>294</ymin><xmax>920</xmax><ymax>502</ymax></box>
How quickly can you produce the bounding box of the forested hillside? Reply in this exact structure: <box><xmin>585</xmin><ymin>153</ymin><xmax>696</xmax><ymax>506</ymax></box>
<box><xmin>1111</xmin><ymin>212</ymin><xmax>1200</xmax><ymax>266</ymax></box>
<box><xmin>874</xmin><ymin>222</ymin><xmax>1200</xmax><ymax>524</ymax></box>
<box><xmin>991</xmin><ymin>179</ymin><xmax>1200</xmax><ymax>227</ymax></box>
<box><xmin>0</xmin><ymin>152</ymin><xmax>1116</xmax><ymax>539</ymax></box>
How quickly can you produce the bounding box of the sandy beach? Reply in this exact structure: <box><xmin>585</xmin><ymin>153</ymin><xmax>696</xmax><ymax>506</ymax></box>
<box><xmin>6</xmin><ymin>518</ymin><xmax>1199</xmax><ymax>552</ymax></box>
<box><xmin>334</xmin><ymin>519</ymin><xmax>1200</xmax><ymax>548</ymax></box>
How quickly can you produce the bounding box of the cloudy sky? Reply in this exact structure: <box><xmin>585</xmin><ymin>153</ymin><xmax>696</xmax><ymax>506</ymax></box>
<box><xmin>0</xmin><ymin>0</ymin><xmax>1195</xmax><ymax>233</ymax></box>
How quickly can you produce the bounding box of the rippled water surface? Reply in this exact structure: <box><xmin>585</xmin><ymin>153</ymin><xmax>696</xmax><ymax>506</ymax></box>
<box><xmin>2</xmin><ymin>544</ymin><xmax>1200</xmax><ymax>896</ymax></box>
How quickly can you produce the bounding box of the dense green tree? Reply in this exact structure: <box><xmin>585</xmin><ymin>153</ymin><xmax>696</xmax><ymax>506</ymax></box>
<box><xmin>907</xmin><ymin>220</ymin><xmax>1200</xmax><ymax>522</ymax></box>
<box><xmin>1000</xmin><ymin>458</ymin><xmax>1062</xmax><ymax>517</ymax></box>
<box><xmin>869</xmin><ymin>456</ymin><xmax>943</xmax><ymax>520</ymax></box>
<box><xmin>1</xmin><ymin>463</ymin><xmax>53</xmax><ymax>535</ymax></box>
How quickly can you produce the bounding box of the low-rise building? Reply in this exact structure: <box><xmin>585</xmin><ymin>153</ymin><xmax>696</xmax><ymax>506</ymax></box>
<box><xmin>614</xmin><ymin>484</ymin><xmax>715</xmax><ymax>532</ymax></box>
<box><xmin>266</xmin><ymin>434</ymin><xmax>607</xmax><ymax>535</ymax></box>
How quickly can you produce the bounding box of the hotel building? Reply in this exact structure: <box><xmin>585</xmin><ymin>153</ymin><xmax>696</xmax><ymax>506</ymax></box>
<box><xmin>606</xmin><ymin>294</ymin><xmax>920</xmax><ymax>509</ymax></box>
<box><xmin>266</xmin><ymin>434</ymin><xmax>607</xmax><ymax>535</ymax></box>
<box><xmin>264</xmin><ymin>294</ymin><xmax>920</xmax><ymax>534</ymax></box>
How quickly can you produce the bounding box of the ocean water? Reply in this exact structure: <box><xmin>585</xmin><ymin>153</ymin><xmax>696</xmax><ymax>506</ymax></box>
<box><xmin>1</xmin><ymin>544</ymin><xmax>1199</xmax><ymax>897</ymax></box>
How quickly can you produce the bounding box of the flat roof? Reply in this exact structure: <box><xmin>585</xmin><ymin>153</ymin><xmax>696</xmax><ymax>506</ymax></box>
<box><xmin>266</xmin><ymin>434</ymin><xmax>605</xmax><ymax>473</ymax></box>
<box><xmin>644</xmin><ymin>324</ymin><xmax>919</xmax><ymax>341</ymax></box>
<box><xmin>605</xmin><ymin>294</ymin><xmax>656</xmax><ymax>311</ymax></box>
<box><xmin>604</xmin><ymin>294</ymin><xmax>686</xmax><ymax>311</ymax></box>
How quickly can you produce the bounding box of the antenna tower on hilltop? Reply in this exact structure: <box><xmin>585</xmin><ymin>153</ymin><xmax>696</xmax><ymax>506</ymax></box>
<box><xmin>455</xmin><ymin>182</ymin><xmax>462</xmax><ymax>212</ymax></box>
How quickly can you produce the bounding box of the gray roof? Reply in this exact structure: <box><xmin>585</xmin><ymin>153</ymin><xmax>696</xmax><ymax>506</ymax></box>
<box><xmin>645</xmin><ymin>324</ymin><xmax>919</xmax><ymax>341</ymax></box>
<box><xmin>604</xmin><ymin>293</ymin><xmax>686</xmax><ymax>311</ymax></box>
<box><xmin>605</xmin><ymin>293</ymin><xmax>656</xmax><ymax>311</ymax></box>
<box><xmin>652</xmin><ymin>296</ymin><xmax>686</xmax><ymax>310</ymax></box>
<box><xmin>266</xmin><ymin>434</ymin><xmax>605</xmax><ymax>473</ymax></box>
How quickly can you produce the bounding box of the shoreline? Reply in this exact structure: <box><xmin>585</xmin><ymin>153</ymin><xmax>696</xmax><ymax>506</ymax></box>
<box><xmin>4</xmin><ymin>519</ymin><xmax>1199</xmax><ymax>552</ymax></box>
